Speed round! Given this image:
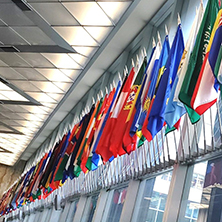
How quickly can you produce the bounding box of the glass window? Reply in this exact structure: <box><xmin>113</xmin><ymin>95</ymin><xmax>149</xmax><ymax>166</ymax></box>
<box><xmin>81</xmin><ymin>194</ymin><xmax>99</xmax><ymax>222</ymax></box>
<box><xmin>66</xmin><ymin>199</ymin><xmax>79</xmax><ymax>222</ymax></box>
<box><xmin>106</xmin><ymin>187</ymin><xmax>127</xmax><ymax>222</ymax></box>
<box><xmin>133</xmin><ymin>171</ymin><xmax>172</xmax><ymax>222</ymax></box>
<box><xmin>178</xmin><ymin>161</ymin><xmax>208</xmax><ymax>222</ymax></box>
<box><xmin>87</xmin><ymin>194</ymin><xmax>99</xmax><ymax>222</ymax></box>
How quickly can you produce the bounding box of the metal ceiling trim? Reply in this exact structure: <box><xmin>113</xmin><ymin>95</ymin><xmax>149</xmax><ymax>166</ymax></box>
<box><xmin>0</xmin><ymin>76</ymin><xmax>42</xmax><ymax>106</ymax></box>
<box><xmin>22</xmin><ymin>4</ymin><xmax>76</xmax><ymax>53</ymax></box>
<box><xmin>0</xmin><ymin>146</ymin><xmax>13</xmax><ymax>154</ymax></box>
<box><xmin>0</xmin><ymin>121</ymin><xmax>24</xmax><ymax>135</ymax></box>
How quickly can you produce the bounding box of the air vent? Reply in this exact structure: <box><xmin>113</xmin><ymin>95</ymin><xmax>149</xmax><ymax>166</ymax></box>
<box><xmin>11</xmin><ymin>0</ymin><xmax>32</xmax><ymax>11</ymax></box>
<box><xmin>0</xmin><ymin>46</ymin><xmax>19</xmax><ymax>52</ymax></box>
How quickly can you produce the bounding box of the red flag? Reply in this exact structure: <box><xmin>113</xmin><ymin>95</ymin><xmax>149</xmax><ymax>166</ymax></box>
<box><xmin>109</xmin><ymin>68</ymin><xmax>136</xmax><ymax>157</ymax></box>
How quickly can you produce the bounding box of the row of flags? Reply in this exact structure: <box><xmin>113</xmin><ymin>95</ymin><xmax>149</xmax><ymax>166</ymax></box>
<box><xmin>1</xmin><ymin>0</ymin><xmax>222</xmax><ymax>216</ymax></box>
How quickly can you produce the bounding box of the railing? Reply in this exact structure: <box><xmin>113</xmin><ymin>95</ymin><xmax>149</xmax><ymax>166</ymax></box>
<box><xmin>5</xmin><ymin>98</ymin><xmax>222</xmax><ymax>221</ymax></box>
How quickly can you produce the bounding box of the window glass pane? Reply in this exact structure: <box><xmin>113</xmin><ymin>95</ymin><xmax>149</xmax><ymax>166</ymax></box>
<box><xmin>106</xmin><ymin>187</ymin><xmax>127</xmax><ymax>222</ymax></box>
<box><xmin>179</xmin><ymin>162</ymin><xmax>207</xmax><ymax>222</ymax></box>
<box><xmin>66</xmin><ymin>199</ymin><xmax>79</xmax><ymax>222</ymax></box>
<box><xmin>135</xmin><ymin>171</ymin><xmax>172</xmax><ymax>222</ymax></box>
<box><xmin>87</xmin><ymin>194</ymin><xmax>99</xmax><ymax>222</ymax></box>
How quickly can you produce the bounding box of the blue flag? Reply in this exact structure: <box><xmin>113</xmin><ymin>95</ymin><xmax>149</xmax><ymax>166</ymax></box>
<box><xmin>141</xmin><ymin>36</ymin><xmax>170</xmax><ymax>142</ymax></box>
<box><xmin>146</xmin><ymin>25</ymin><xmax>185</xmax><ymax>141</ymax></box>
<box><xmin>129</xmin><ymin>46</ymin><xmax>156</xmax><ymax>136</ymax></box>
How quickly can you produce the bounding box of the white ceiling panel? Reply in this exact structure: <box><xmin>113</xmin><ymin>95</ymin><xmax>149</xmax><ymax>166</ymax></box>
<box><xmin>21</xmin><ymin>106</ymin><xmax>49</xmax><ymax>114</ymax></box>
<box><xmin>2</xmin><ymin>105</ymin><xmax>30</xmax><ymax>113</ymax></box>
<box><xmin>0</xmin><ymin>60</ymin><xmax>8</xmax><ymax>67</ymax></box>
<box><xmin>72</xmin><ymin>46</ymin><xmax>98</xmax><ymax>57</ymax></box>
<box><xmin>84</xmin><ymin>26</ymin><xmax>113</xmax><ymax>43</ymax></box>
<box><xmin>13</xmin><ymin>27</ymin><xmax>56</xmax><ymax>46</ymax></box>
<box><xmin>0</xmin><ymin>20</ymin><xmax>6</xmax><ymax>27</ymax></box>
<box><xmin>27</xmin><ymin>92</ymin><xmax>57</xmax><ymax>103</ymax></box>
<box><xmin>0</xmin><ymin>91</ymin><xmax>28</xmax><ymax>101</ymax></box>
<box><xmin>30</xmin><ymin>3</ymin><xmax>79</xmax><ymax>26</ymax></box>
<box><xmin>18</xmin><ymin>53</ymin><xmax>55</xmax><ymax>68</ymax></box>
<box><xmin>14</xmin><ymin>68</ymin><xmax>47</xmax><ymax>81</ymax></box>
<box><xmin>35</xmin><ymin>68</ymin><xmax>73</xmax><ymax>82</ymax></box>
<box><xmin>53</xmin><ymin>26</ymin><xmax>99</xmax><ymax>46</ymax></box>
<box><xmin>60</xmin><ymin>69</ymin><xmax>81</xmax><ymax>81</ymax></box>
<box><xmin>0</xmin><ymin>67</ymin><xmax>26</xmax><ymax>80</ymax></box>
<box><xmin>10</xmin><ymin>81</ymin><xmax>42</xmax><ymax>92</ymax></box>
<box><xmin>68</xmin><ymin>53</ymin><xmax>89</xmax><ymax>67</ymax></box>
<box><xmin>47</xmin><ymin>93</ymin><xmax>65</xmax><ymax>102</ymax></box>
<box><xmin>0</xmin><ymin>3</ymin><xmax>35</xmax><ymax>26</ymax></box>
<box><xmin>0</xmin><ymin>53</ymin><xmax>30</xmax><ymax>67</ymax></box>
<box><xmin>31</xmin><ymin>81</ymin><xmax>64</xmax><ymax>93</ymax></box>
<box><xmin>98</xmin><ymin>2</ymin><xmax>131</xmax><ymax>24</ymax></box>
<box><xmin>0</xmin><ymin>27</ymin><xmax>28</xmax><ymax>45</ymax></box>
<box><xmin>53</xmin><ymin>82</ymin><xmax>73</xmax><ymax>92</ymax></box>
<box><xmin>63</xmin><ymin>2</ymin><xmax>113</xmax><ymax>26</ymax></box>
<box><xmin>42</xmin><ymin>53</ymin><xmax>82</xmax><ymax>69</ymax></box>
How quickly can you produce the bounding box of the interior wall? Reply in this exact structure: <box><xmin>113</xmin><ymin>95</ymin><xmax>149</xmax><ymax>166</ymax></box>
<box><xmin>0</xmin><ymin>161</ymin><xmax>25</xmax><ymax>197</ymax></box>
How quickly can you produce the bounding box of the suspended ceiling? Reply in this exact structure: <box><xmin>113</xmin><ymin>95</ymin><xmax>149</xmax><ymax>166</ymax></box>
<box><xmin>0</xmin><ymin>0</ymin><xmax>168</xmax><ymax>166</ymax></box>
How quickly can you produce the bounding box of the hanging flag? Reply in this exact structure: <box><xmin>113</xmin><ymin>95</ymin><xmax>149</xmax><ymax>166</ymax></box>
<box><xmin>215</xmin><ymin>45</ymin><xmax>222</xmax><ymax>94</ymax></box>
<box><xmin>140</xmin><ymin>36</ymin><xmax>170</xmax><ymax>144</ymax></box>
<box><xmin>29</xmin><ymin>151</ymin><xmax>51</xmax><ymax>201</ymax></box>
<box><xmin>110</xmin><ymin>58</ymin><xmax>146</xmax><ymax>157</ymax></box>
<box><xmin>191</xmin><ymin>8</ymin><xmax>222</xmax><ymax>114</ymax></box>
<box><xmin>144</xmin><ymin>24</ymin><xmax>184</xmax><ymax>141</ymax></box>
<box><xmin>54</xmin><ymin>122</ymin><xmax>81</xmax><ymax>181</ymax></box>
<box><xmin>80</xmin><ymin>100</ymin><xmax>102</xmax><ymax>172</ymax></box>
<box><xmin>179</xmin><ymin>0</ymin><xmax>219</xmax><ymax>122</ymax></box>
<box><xmin>66</xmin><ymin>103</ymin><xmax>98</xmax><ymax>176</ymax></box>
<box><xmin>108</xmin><ymin>67</ymin><xmax>136</xmax><ymax>157</ymax></box>
<box><xmin>91</xmin><ymin>88</ymin><xmax>117</xmax><ymax>170</ymax></box>
<box><xmin>84</xmin><ymin>95</ymin><xmax>110</xmax><ymax>171</ymax></box>
<box><xmin>122</xmin><ymin>58</ymin><xmax>148</xmax><ymax>153</ymax></box>
<box><xmin>81</xmin><ymin>99</ymin><xmax>104</xmax><ymax>172</ymax></box>
<box><xmin>67</xmin><ymin>105</ymin><xmax>95</xmax><ymax>179</ymax></box>
<box><xmin>94</xmin><ymin>70</ymin><xmax>134</xmax><ymax>163</ymax></box>
<box><xmin>129</xmin><ymin>44</ymin><xmax>158</xmax><ymax>138</ymax></box>
<box><xmin>165</xmin><ymin>6</ymin><xmax>204</xmax><ymax>130</ymax></box>
<box><xmin>95</xmin><ymin>81</ymin><xmax>122</xmax><ymax>163</ymax></box>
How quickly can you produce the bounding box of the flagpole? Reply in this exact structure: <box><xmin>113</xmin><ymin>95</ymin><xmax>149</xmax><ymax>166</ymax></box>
<box><xmin>161</xmin><ymin>128</ymin><xmax>166</xmax><ymax>169</ymax></box>
<box><xmin>216</xmin><ymin>101</ymin><xmax>222</xmax><ymax>144</ymax></box>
